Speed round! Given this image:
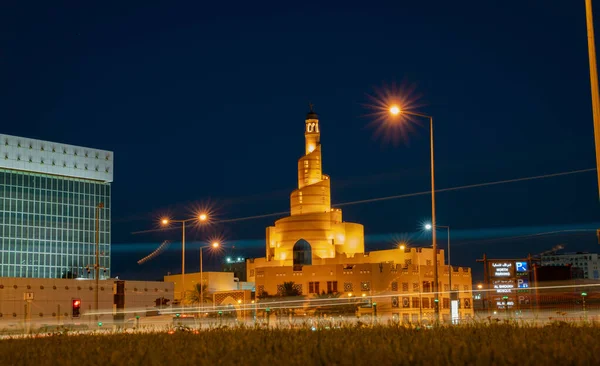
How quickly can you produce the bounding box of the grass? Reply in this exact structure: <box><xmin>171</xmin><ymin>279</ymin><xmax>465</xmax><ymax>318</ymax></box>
<box><xmin>1</xmin><ymin>324</ymin><xmax>599</xmax><ymax>365</ymax></box>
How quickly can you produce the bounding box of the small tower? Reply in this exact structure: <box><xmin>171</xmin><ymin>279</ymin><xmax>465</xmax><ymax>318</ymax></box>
<box><xmin>305</xmin><ymin>103</ymin><xmax>320</xmax><ymax>155</ymax></box>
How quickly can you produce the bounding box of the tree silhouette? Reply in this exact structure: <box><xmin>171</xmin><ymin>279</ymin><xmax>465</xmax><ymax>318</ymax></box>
<box><xmin>185</xmin><ymin>283</ymin><xmax>212</xmax><ymax>306</ymax></box>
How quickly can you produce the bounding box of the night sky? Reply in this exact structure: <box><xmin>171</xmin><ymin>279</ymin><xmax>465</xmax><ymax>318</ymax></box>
<box><xmin>2</xmin><ymin>1</ymin><xmax>600</xmax><ymax>281</ymax></box>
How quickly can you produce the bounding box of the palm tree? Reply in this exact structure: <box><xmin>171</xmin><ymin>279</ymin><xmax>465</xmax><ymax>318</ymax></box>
<box><xmin>185</xmin><ymin>283</ymin><xmax>212</xmax><ymax>306</ymax></box>
<box><xmin>279</xmin><ymin>281</ymin><xmax>302</xmax><ymax>297</ymax></box>
<box><xmin>273</xmin><ymin>281</ymin><xmax>303</xmax><ymax>322</ymax></box>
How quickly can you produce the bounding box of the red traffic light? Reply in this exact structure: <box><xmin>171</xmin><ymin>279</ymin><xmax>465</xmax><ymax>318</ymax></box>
<box><xmin>72</xmin><ymin>299</ymin><xmax>81</xmax><ymax>318</ymax></box>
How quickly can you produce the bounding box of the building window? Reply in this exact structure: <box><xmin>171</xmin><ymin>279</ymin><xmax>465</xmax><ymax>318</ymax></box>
<box><xmin>443</xmin><ymin>298</ymin><xmax>450</xmax><ymax>309</ymax></box>
<box><xmin>298</xmin><ymin>192</ymin><xmax>303</xmax><ymax>204</ymax></box>
<box><xmin>391</xmin><ymin>296</ymin><xmax>399</xmax><ymax>308</ymax></box>
<box><xmin>413</xmin><ymin>282</ymin><xmax>419</xmax><ymax>292</ymax></box>
<box><xmin>343</xmin><ymin>282</ymin><xmax>353</xmax><ymax>292</ymax></box>
<box><xmin>453</xmin><ymin>285</ymin><xmax>459</xmax><ymax>291</ymax></box>
<box><xmin>443</xmin><ymin>284</ymin><xmax>449</xmax><ymax>292</ymax></box>
<box><xmin>391</xmin><ymin>281</ymin><xmax>398</xmax><ymax>291</ymax></box>
<box><xmin>361</xmin><ymin>281</ymin><xmax>370</xmax><ymax>291</ymax></box>
<box><xmin>422</xmin><ymin>297</ymin><xmax>430</xmax><ymax>309</ymax></box>
<box><xmin>423</xmin><ymin>281</ymin><xmax>431</xmax><ymax>293</ymax></box>
<box><xmin>412</xmin><ymin>298</ymin><xmax>420</xmax><ymax>309</ymax></box>
<box><xmin>463</xmin><ymin>285</ymin><xmax>469</xmax><ymax>291</ymax></box>
<box><xmin>327</xmin><ymin>281</ymin><xmax>338</xmax><ymax>293</ymax></box>
<box><xmin>308</xmin><ymin>281</ymin><xmax>320</xmax><ymax>294</ymax></box>
<box><xmin>404</xmin><ymin>259</ymin><xmax>412</xmax><ymax>266</ymax></box>
<box><xmin>401</xmin><ymin>282</ymin><xmax>408</xmax><ymax>292</ymax></box>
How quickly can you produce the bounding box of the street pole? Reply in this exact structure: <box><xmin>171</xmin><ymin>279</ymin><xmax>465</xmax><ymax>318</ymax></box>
<box><xmin>95</xmin><ymin>202</ymin><xmax>104</xmax><ymax>322</ymax></box>
<box><xmin>182</xmin><ymin>221</ymin><xmax>186</xmax><ymax>306</ymax></box>
<box><xmin>447</xmin><ymin>227</ymin><xmax>451</xmax><ymax>297</ymax></box>
<box><xmin>388</xmin><ymin>109</ymin><xmax>438</xmax><ymax>322</ymax></box>
<box><xmin>585</xmin><ymin>0</ymin><xmax>600</xmax><ymax>199</ymax></box>
<box><xmin>429</xmin><ymin>116</ymin><xmax>439</xmax><ymax>323</ymax></box>
<box><xmin>200</xmin><ymin>247</ymin><xmax>203</xmax><ymax>317</ymax></box>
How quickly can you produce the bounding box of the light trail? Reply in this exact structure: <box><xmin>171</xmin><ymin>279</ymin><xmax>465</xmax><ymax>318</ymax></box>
<box><xmin>137</xmin><ymin>240</ymin><xmax>171</xmax><ymax>264</ymax></box>
<box><xmin>83</xmin><ymin>283</ymin><xmax>600</xmax><ymax>317</ymax></box>
<box><xmin>131</xmin><ymin>167</ymin><xmax>595</xmax><ymax>235</ymax></box>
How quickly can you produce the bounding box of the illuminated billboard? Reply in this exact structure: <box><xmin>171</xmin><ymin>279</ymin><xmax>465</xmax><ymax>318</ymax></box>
<box><xmin>489</xmin><ymin>261</ymin><xmax>515</xmax><ymax>278</ymax></box>
<box><xmin>516</xmin><ymin>262</ymin><xmax>528</xmax><ymax>273</ymax></box>
<box><xmin>517</xmin><ymin>278</ymin><xmax>529</xmax><ymax>288</ymax></box>
<box><xmin>492</xmin><ymin>279</ymin><xmax>515</xmax><ymax>293</ymax></box>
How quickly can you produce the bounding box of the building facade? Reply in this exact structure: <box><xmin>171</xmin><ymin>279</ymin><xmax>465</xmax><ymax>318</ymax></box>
<box><xmin>0</xmin><ymin>134</ymin><xmax>113</xmax><ymax>279</ymax></box>
<box><xmin>541</xmin><ymin>252</ymin><xmax>600</xmax><ymax>280</ymax></box>
<box><xmin>0</xmin><ymin>277</ymin><xmax>173</xmax><ymax>327</ymax></box>
<box><xmin>247</xmin><ymin>109</ymin><xmax>474</xmax><ymax>322</ymax></box>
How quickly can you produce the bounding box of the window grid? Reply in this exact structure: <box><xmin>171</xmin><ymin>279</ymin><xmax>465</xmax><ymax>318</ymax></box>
<box><xmin>0</xmin><ymin>169</ymin><xmax>111</xmax><ymax>278</ymax></box>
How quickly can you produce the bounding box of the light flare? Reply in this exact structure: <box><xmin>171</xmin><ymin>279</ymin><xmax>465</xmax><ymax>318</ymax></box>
<box><xmin>363</xmin><ymin>81</ymin><xmax>425</xmax><ymax>146</ymax></box>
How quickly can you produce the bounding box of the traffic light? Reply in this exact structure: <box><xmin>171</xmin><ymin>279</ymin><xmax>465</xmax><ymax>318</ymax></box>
<box><xmin>72</xmin><ymin>299</ymin><xmax>81</xmax><ymax>318</ymax></box>
<box><xmin>97</xmin><ymin>322</ymin><xmax>103</xmax><ymax>327</ymax></box>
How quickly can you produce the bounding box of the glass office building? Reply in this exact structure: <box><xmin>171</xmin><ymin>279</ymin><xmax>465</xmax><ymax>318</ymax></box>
<box><xmin>0</xmin><ymin>134</ymin><xmax>113</xmax><ymax>278</ymax></box>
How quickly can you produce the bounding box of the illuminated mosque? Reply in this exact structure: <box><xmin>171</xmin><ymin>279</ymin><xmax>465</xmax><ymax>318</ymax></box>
<box><xmin>246</xmin><ymin>106</ymin><xmax>474</xmax><ymax>321</ymax></box>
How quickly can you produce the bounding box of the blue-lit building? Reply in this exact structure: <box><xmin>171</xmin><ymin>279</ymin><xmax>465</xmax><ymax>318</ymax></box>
<box><xmin>0</xmin><ymin>134</ymin><xmax>113</xmax><ymax>278</ymax></box>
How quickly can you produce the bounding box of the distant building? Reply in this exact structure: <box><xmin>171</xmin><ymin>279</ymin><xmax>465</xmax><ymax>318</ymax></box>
<box><xmin>541</xmin><ymin>252</ymin><xmax>599</xmax><ymax>280</ymax></box>
<box><xmin>164</xmin><ymin>271</ymin><xmax>253</xmax><ymax>302</ymax></box>
<box><xmin>0</xmin><ymin>134</ymin><xmax>113</xmax><ymax>279</ymax></box>
<box><xmin>222</xmin><ymin>257</ymin><xmax>247</xmax><ymax>281</ymax></box>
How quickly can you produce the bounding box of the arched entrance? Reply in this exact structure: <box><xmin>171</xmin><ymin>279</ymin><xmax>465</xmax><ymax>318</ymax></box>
<box><xmin>217</xmin><ymin>296</ymin><xmax>241</xmax><ymax>321</ymax></box>
<box><xmin>293</xmin><ymin>239</ymin><xmax>312</xmax><ymax>270</ymax></box>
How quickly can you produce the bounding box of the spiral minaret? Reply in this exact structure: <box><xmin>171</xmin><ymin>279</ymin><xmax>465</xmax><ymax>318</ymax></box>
<box><xmin>265</xmin><ymin>106</ymin><xmax>364</xmax><ymax>265</ymax></box>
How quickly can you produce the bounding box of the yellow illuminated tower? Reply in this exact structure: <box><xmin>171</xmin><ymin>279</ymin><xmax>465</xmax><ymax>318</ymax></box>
<box><xmin>265</xmin><ymin>106</ymin><xmax>364</xmax><ymax>266</ymax></box>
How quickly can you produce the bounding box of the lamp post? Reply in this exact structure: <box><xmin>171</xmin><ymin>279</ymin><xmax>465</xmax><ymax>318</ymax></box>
<box><xmin>389</xmin><ymin>106</ymin><xmax>439</xmax><ymax>322</ymax></box>
<box><xmin>425</xmin><ymin>223</ymin><xmax>451</xmax><ymax>306</ymax></box>
<box><xmin>200</xmin><ymin>241</ymin><xmax>220</xmax><ymax>316</ymax></box>
<box><xmin>400</xmin><ymin>243</ymin><xmax>423</xmax><ymax>323</ymax></box>
<box><xmin>94</xmin><ymin>202</ymin><xmax>104</xmax><ymax>322</ymax></box>
<box><xmin>161</xmin><ymin>213</ymin><xmax>209</xmax><ymax>304</ymax></box>
<box><xmin>585</xmin><ymin>0</ymin><xmax>600</xmax><ymax>199</ymax></box>
<box><xmin>582</xmin><ymin>292</ymin><xmax>588</xmax><ymax>321</ymax></box>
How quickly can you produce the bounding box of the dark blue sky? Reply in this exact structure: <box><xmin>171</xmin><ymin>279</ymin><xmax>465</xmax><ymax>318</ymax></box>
<box><xmin>2</xmin><ymin>1</ymin><xmax>600</xmax><ymax>280</ymax></box>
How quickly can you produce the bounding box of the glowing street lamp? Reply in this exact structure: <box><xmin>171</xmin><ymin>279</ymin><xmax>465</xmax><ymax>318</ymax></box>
<box><xmin>387</xmin><ymin>105</ymin><xmax>439</xmax><ymax>322</ymax></box>
<box><xmin>425</xmin><ymin>222</ymin><xmax>451</xmax><ymax>321</ymax></box>
<box><xmin>160</xmin><ymin>213</ymin><xmax>210</xmax><ymax>302</ymax></box>
<box><xmin>200</xmin><ymin>240</ymin><xmax>220</xmax><ymax>315</ymax></box>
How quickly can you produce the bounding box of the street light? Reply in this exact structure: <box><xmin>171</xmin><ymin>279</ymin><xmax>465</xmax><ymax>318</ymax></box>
<box><xmin>94</xmin><ymin>202</ymin><xmax>104</xmax><ymax>322</ymax></box>
<box><xmin>389</xmin><ymin>105</ymin><xmax>439</xmax><ymax>322</ymax></box>
<box><xmin>582</xmin><ymin>292</ymin><xmax>588</xmax><ymax>320</ymax></box>
<box><xmin>200</xmin><ymin>241</ymin><xmax>220</xmax><ymax>315</ymax></box>
<box><xmin>585</xmin><ymin>0</ymin><xmax>600</xmax><ymax>199</ymax></box>
<box><xmin>425</xmin><ymin>223</ymin><xmax>451</xmax><ymax>309</ymax></box>
<box><xmin>160</xmin><ymin>213</ymin><xmax>210</xmax><ymax>303</ymax></box>
<box><xmin>400</xmin><ymin>243</ymin><xmax>423</xmax><ymax>322</ymax></box>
